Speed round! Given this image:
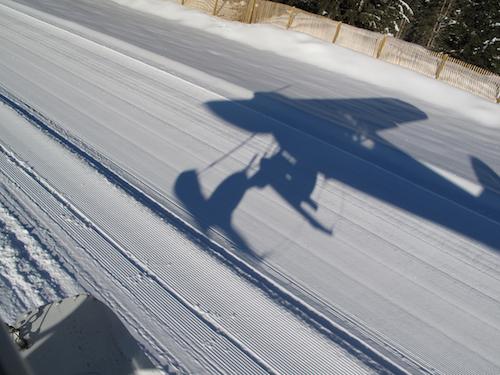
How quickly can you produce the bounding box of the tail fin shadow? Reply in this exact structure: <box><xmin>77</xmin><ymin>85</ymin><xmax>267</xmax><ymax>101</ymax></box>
<box><xmin>471</xmin><ymin>157</ymin><xmax>500</xmax><ymax>193</ymax></box>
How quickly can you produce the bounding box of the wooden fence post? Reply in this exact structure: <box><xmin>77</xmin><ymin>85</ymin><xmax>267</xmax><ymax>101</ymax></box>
<box><xmin>213</xmin><ymin>0</ymin><xmax>219</xmax><ymax>15</ymax></box>
<box><xmin>286</xmin><ymin>7</ymin><xmax>296</xmax><ymax>29</ymax></box>
<box><xmin>332</xmin><ymin>22</ymin><xmax>342</xmax><ymax>43</ymax></box>
<box><xmin>375</xmin><ymin>34</ymin><xmax>388</xmax><ymax>59</ymax></box>
<box><xmin>246</xmin><ymin>0</ymin><xmax>257</xmax><ymax>23</ymax></box>
<box><xmin>435</xmin><ymin>53</ymin><xmax>449</xmax><ymax>79</ymax></box>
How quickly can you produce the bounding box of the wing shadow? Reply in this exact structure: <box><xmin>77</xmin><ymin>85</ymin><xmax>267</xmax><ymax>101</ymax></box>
<box><xmin>175</xmin><ymin>92</ymin><xmax>500</xmax><ymax>255</ymax></box>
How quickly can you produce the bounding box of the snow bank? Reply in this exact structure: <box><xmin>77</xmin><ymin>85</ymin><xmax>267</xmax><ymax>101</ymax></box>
<box><xmin>0</xmin><ymin>203</ymin><xmax>81</xmax><ymax>323</ymax></box>
<box><xmin>112</xmin><ymin>0</ymin><xmax>500</xmax><ymax>127</ymax></box>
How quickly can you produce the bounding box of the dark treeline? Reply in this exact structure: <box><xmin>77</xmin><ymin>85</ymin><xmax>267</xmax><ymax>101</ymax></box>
<box><xmin>276</xmin><ymin>0</ymin><xmax>499</xmax><ymax>74</ymax></box>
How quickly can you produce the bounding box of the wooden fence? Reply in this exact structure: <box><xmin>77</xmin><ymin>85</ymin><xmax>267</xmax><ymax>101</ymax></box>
<box><xmin>179</xmin><ymin>0</ymin><xmax>500</xmax><ymax>103</ymax></box>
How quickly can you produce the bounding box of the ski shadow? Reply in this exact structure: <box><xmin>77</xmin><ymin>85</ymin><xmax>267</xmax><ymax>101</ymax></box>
<box><xmin>175</xmin><ymin>92</ymin><xmax>500</xmax><ymax>257</ymax></box>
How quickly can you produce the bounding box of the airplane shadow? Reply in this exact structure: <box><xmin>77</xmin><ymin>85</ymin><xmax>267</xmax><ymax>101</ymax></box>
<box><xmin>175</xmin><ymin>92</ymin><xmax>500</xmax><ymax>257</ymax></box>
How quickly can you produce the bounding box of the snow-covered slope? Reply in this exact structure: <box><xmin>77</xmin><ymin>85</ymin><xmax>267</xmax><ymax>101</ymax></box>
<box><xmin>0</xmin><ymin>91</ymin><xmax>379</xmax><ymax>374</ymax></box>
<box><xmin>1</xmin><ymin>0</ymin><xmax>500</xmax><ymax>374</ymax></box>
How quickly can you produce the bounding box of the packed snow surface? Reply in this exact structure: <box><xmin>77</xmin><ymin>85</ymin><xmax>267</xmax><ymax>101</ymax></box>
<box><xmin>0</xmin><ymin>98</ymin><xmax>375</xmax><ymax>374</ymax></box>
<box><xmin>1</xmin><ymin>0</ymin><xmax>500</xmax><ymax>374</ymax></box>
<box><xmin>111</xmin><ymin>0</ymin><xmax>500</xmax><ymax>127</ymax></box>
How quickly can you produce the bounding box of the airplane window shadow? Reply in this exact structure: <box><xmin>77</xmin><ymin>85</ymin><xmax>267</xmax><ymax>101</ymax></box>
<box><xmin>175</xmin><ymin>92</ymin><xmax>500</xmax><ymax>257</ymax></box>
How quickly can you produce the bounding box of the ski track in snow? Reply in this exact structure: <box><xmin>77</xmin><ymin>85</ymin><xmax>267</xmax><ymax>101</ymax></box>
<box><xmin>0</xmin><ymin>1</ymin><xmax>500</xmax><ymax>374</ymax></box>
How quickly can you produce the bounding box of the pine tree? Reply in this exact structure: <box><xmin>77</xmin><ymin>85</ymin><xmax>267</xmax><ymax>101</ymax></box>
<box><xmin>435</xmin><ymin>0</ymin><xmax>500</xmax><ymax>73</ymax></box>
<box><xmin>403</xmin><ymin>0</ymin><xmax>444</xmax><ymax>46</ymax></box>
<box><xmin>374</xmin><ymin>0</ymin><xmax>417</xmax><ymax>35</ymax></box>
<box><xmin>318</xmin><ymin>0</ymin><xmax>417</xmax><ymax>34</ymax></box>
<box><xmin>278</xmin><ymin>0</ymin><xmax>499</xmax><ymax>73</ymax></box>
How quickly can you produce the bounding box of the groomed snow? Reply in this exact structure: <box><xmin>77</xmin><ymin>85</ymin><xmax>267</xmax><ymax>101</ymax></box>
<box><xmin>112</xmin><ymin>0</ymin><xmax>500</xmax><ymax>127</ymax></box>
<box><xmin>0</xmin><ymin>93</ymin><xmax>377</xmax><ymax>375</ymax></box>
<box><xmin>1</xmin><ymin>0</ymin><xmax>500</xmax><ymax>374</ymax></box>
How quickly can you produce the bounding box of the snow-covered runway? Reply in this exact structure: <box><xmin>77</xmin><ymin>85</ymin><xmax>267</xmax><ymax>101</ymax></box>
<box><xmin>1</xmin><ymin>0</ymin><xmax>500</xmax><ymax>373</ymax></box>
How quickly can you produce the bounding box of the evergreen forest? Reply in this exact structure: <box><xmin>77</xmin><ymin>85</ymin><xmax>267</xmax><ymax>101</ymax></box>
<box><xmin>276</xmin><ymin>0</ymin><xmax>500</xmax><ymax>74</ymax></box>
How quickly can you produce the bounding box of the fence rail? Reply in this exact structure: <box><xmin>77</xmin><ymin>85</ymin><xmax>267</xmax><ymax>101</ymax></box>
<box><xmin>179</xmin><ymin>0</ymin><xmax>500</xmax><ymax>103</ymax></box>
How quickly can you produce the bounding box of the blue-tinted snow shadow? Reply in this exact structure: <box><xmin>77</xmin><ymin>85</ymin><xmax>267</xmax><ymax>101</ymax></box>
<box><xmin>13</xmin><ymin>296</ymin><xmax>158</xmax><ymax>374</ymax></box>
<box><xmin>175</xmin><ymin>93</ymin><xmax>500</xmax><ymax>256</ymax></box>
